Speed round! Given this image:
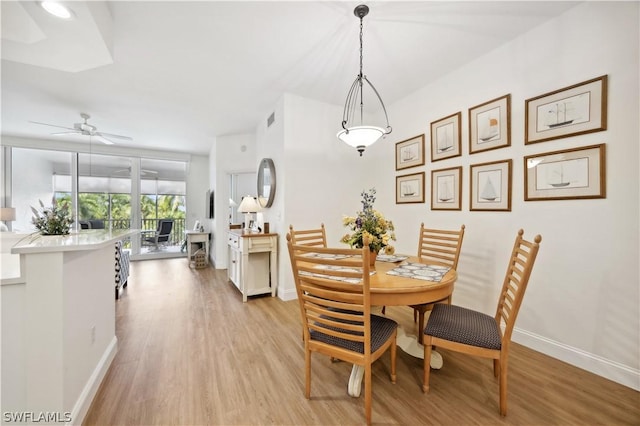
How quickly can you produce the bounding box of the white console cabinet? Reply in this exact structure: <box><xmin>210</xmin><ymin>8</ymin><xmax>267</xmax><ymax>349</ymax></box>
<box><xmin>227</xmin><ymin>230</ymin><xmax>277</xmax><ymax>302</ymax></box>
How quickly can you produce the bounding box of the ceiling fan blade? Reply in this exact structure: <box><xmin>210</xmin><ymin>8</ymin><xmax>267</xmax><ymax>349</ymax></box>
<box><xmin>51</xmin><ymin>131</ymin><xmax>81</xmax><ymax>136</ymax></box>
<box><xmin>29</xmin><ymin>121</ymin><xmax>76</xmax><ymax>131</ymax></box>
<box><xmin>96</xmin><ymin>135</ymin><xmax>115</xmax><ymax>145</ymax></box>
<box><xmin>96</xmin><ymin>131</ymin><xmax>132</xmax><ymax>141</ymax></box>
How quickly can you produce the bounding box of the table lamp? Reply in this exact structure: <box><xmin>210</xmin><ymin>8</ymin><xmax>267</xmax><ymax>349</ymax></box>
<box><xmin>0</xmin><ymin>207</ymin><xmax>16</xmax><ymax>232</ymax></box>
<box><xmin>237</xmin><ymin>196</ymin><xmax>262</xmax><ymax>233</ymax></box>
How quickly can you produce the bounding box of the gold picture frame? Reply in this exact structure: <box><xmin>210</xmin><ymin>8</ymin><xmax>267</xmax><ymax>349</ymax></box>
<box><xmin>431</xmin><ymin>166</ymin><xmax>462</xmax><ymax>210</ymax></box>
<box><xmin>470</xmin><ymin>159</ymin><xmax>512</xmax><ymax>211</ymax></box>
<box><xmin>395</xmin><ymin>134</ymin><xmax>425</xmax><ymax>170</ymax></box>
<box><xmin>430</xmin><ymin>112</ymin><xmax>462</xmax><ymax>162</ymax></box>
<box><xmin>525</xmin><ymin>75</ymin><xmax>607</xmax><ymax>144</ymax></box>
<box><xmin>469</xmin><ymin>94</ymin><xmax>511</xmax><ymax>154</ymax></box>
<box><xmin>524</xmin><ymin>144</ymin><xmax>606</xmax><ymax>201</ymax></box>
<box><xmin>396</xmin><ymin>172</ymin><xmax>425</xmax><ymax>204</ymax></box>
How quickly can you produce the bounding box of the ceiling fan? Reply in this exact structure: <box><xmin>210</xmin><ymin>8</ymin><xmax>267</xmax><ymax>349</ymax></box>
<box><xmin>29</xmin><ymin>113</ymin><xmax>133</xmax><ymax>145</ymax></box>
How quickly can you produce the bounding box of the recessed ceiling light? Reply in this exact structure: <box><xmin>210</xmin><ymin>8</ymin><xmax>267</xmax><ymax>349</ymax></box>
<box><xmin>40</xmin><ymin>1</ymin><xmax>74</xmax><ymax>20</ymax></box>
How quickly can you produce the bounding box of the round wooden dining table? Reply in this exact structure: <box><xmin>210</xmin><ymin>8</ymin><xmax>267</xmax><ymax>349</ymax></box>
<box><xmin>347</xmin><ymin>255</ymin><xmax>458</xmax><ymax>397</ymax></box>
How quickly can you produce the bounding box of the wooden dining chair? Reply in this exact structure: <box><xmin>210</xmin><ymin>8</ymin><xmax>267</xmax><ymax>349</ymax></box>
<box><xmin>382</xmin><ymin>223</ymin><xmax>465</xmax><ymax>343</ymax></box>
<box><xmin>412</xmin><ymin>224</ymin><xmax>465</xmax><ymax>342</ymax></box>
<box><xmin>286</xmin><ymin>234</ymin><xmax>397</xmax><ymax>426</ymax></box>
<box><xmin>422</xmin><ymin>229</ymin><xmax>542</xmax><ymax>416</ymax></box>
<box><xmin>289</xmin><ymin>223</ymin><xmax>327</xmax><ymax>248</ymax></box>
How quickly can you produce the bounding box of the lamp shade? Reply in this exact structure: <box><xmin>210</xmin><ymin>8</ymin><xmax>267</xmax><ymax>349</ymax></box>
<box><xmin>237</xmin><ymin>196</ymin><xmax>262</xmax><ymax>213</ymax></box>
<box><xmin>0</xmin><ymin>207</ymin><xmax>16</xmax><ymax>221</ymax></box>
<box><xmin>337</xmin><ymin>126</ymin><xmax>385</xmax><ymax>149</ymax></box>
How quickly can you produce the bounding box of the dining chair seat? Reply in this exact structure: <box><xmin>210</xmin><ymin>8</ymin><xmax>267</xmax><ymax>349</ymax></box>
<box><xmin>425</xmin><ymin>304</ymin><xmax>501</xmax><ymax>350</ymax></box>
<box><xmin>311</xmin><ymin>314</ymin><xmax>398</xmax><ymax>354</ymax></box>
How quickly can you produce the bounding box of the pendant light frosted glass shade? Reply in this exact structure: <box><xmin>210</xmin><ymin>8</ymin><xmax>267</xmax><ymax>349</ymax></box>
<box><xmin>337</xmin><ymin>125</ymin><xmax>386</xmax><ymax>155</ymax></box>
<box><xmin>338</xmin><ymin>4</ymin><xmax>391</xmax><ymax>156</ymax></box>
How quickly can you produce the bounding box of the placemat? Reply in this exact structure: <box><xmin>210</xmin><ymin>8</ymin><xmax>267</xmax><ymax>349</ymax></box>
<box><xmin>300</xmin><ymin>265</ymin><xmax>376</xmax><ymax>284</ymax></box>
<box><xmin>302</xmin><ymin>252</ymin><xmax>353</xmax><ymax>260</ymax></box>
<box><xmin>376</xmin><ymin>254</ymin><xmax>409</xmax><ymax>263</ymax></box>
<box><xmin>386</xmin><ymin>262</ymin><xmax>450</xmax><ymax>282</ymax></box>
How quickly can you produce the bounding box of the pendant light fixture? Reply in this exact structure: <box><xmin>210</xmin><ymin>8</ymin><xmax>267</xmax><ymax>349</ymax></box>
<box><xmin>337</xmin><ymin>4</ymin><xmax>392</xmax><ymax>156</ymax></box>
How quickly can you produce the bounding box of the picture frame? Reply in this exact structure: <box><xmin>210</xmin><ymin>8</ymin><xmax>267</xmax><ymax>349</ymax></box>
<box><xmin>396</xmin><ymin>172</ymin><xmax>425</xmax><ymax>204</ymax></box>
<box><xmin>431</xmin><ymin>166</ymin><xmax>462</xmax><ymax>211</ymax></box>
<box><xmin>525</xmin><ymin>75</ymin><xmax>607</xmax><ymax>144</ymax></box>
<box><xmin>470</xmin><ymin>159</ymin><xmax>512</xmax><ymax>211</ymax></box>
<box><xmin>469</xmin><ymin>94</ymin><xmax>511</xmax><ymax>154</ymax></box>
<box><xmin>524</xmin><ymin>143</ymin><xmax>606</xmax><ymax>201</ymax></box>
<box><xmin>395</xmin><ymin>134</ymin><xmax>425</xmax><ymax>170</ymax></box>
<box><xmin>430</xmin><ymin>112</ymin><xmax>462</xmax><ymax>162</ymax></box>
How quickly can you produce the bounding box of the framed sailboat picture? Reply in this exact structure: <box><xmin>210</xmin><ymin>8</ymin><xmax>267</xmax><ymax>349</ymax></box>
<box><xmin>469</xmin><ymin>94</ymin><xmax>511</xmax><ymax>154</ymax></box>
<box><xmin>430</xmin><ymin>112</ymin><xmax>462</xmax><ymax>162</ymax></box>
<box><xmin>395</xmin><ymin>134</ymin><xmax>425</xmax><ymax>170</ymax></box>
<box><xmin>396</xmin><ymin>172</ymin><xmax>425</xmax><ymax>204</ymax></box>
<box><xmin>525</xmin><ymin>75</ymin><xmax>607</xmax><ymax>144</ymax></box>
<box><xmin>470</xmin><ymin>159</ymin><xmax>512</xmax><ymax>211</ymax></box>
<box><xmin>431</xmin><ymin>166</ymin><xmax>462</xmax><ymax>210</ymax></box>
<box><xmin>524</xmin><ymin>144</ymin><xmax>606</xmax><ymax>201</ymax></box>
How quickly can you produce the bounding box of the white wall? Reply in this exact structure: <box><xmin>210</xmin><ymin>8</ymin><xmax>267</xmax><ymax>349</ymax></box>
<box><xmin>186</xmin><ymin>154</ymin><xmax>209</xmax><ymax>230</ymax></box>
<box><xmin>253</xmin><ymin>93</ymin><xmax>374</xmax><ymax>300</ymax></box>
<box><xmin>361</xmin><ymin>2</ymin><xmax>638</xmax><ymax>389</ymax></box>
<box><xmin>209</xmin><ymin>133</ymin><xmax>257</xmax><ymax>267</ymax></box>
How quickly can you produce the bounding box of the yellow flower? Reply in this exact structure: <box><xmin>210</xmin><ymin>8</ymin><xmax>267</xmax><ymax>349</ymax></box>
<box><xmin>384</xmin><ymin>245</ymin><xmax>395</xmax><ymax>255</ymax></box>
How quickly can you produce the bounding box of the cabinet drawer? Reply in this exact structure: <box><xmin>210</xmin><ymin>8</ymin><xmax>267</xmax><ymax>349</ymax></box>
<box><xmin>228</xmin><ymin>233</ymin><xmax>240</xmax><ymax>249</ymax></box>
<box><xmin>248</xmin><ymin>237</ymin><xmax>273</xmax><ymax>251</ymax></box>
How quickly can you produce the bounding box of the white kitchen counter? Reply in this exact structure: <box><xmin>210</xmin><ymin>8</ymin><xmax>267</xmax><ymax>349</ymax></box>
<box><xmin>11</xmin><ymin>229</ymin><xmax>138</xmax><ymax>254</ymax></box>
<box><xmin>1</xmin><ymin>228</ymin><xmax>139</xmax><ymax>424</ymax></box>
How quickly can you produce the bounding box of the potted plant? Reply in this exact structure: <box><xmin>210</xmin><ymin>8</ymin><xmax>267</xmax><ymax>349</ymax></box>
<box><xmin>31</xmin><ymin>197</ymin><xmax>73</xmax><ymax>235</ymax></box>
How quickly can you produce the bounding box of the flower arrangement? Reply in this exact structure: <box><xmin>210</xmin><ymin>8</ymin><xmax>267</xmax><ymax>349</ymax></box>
<box><xmin>31</xmin><ymin>197</ymin><xmax>73</xmax><ymax>235</ymax></box>
<box><xmin>341</xmin><ymin>188</ymin><xmax>396</xmax><ymax>254</ymax></box>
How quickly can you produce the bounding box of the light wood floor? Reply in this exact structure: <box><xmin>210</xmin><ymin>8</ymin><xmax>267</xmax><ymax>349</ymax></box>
<box><xmin>84</xmin><ymin>259</ymin><xmax>640</xmax><ymax>425</ymax></box>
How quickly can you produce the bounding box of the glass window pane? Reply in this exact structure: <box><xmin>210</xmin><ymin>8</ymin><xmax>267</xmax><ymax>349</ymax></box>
<box><xmin>12</xmin><ymin>148</ymin><xmax>73</xmax><ymax>232</ymax></box>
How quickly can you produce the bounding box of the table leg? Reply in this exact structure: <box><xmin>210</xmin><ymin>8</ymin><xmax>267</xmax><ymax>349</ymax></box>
<box><xmin>346</xmin><ymin>327</ymin><xmax>443</xmax><ymax>398</ymax></box>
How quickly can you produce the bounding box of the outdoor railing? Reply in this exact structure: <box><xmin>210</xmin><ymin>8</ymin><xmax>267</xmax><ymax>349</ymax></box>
<box><xmin>86</xmin><ymin>218</ymin><xmax>186</xmax><ymax>246</ymax></box>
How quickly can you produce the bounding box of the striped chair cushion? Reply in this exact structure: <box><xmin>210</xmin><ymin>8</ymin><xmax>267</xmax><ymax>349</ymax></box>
<box><xmin>310</xmin><ymin>314</ymin><xmax>397</xmax><ymax>354</ymax></box>
<box><xmin>425</xmin><ymin>303</ymin><xmax>501</xmax><ymax>350</ymax></box>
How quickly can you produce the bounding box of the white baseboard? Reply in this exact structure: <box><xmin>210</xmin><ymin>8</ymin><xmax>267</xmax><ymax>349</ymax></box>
<box><xmin>277</xmin><ymin>286</ymin><xmax>298</xmax><ymax>302</ymax></box>
<box><xmin>513</xmin><ymin>328</ymin><xmax>639</xmax><ymax>391</ymax></box>
<box><xmin>67</xmin><ymin>336</ymin><xmax>118</xmax><ymax>425</ymax></box>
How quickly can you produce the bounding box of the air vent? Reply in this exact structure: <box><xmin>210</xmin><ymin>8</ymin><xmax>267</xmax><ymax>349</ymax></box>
<box><xmin>267</xmin><ymin>112</ymin><xmax>275</xmax><ymax>127</ymax></box>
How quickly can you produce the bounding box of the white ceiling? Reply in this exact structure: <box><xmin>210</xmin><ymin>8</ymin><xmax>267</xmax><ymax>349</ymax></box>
<box><xmin>1</xmin><ymin>1</ymin><xmax>580</xmax><ymax>155</ymax></box>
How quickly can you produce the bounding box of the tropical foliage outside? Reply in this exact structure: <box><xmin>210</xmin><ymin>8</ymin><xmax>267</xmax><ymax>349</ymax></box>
<box><xmin>54</xmin><ymin>192</ymin><xmax>186</xmax><ymax>230</ymax></box>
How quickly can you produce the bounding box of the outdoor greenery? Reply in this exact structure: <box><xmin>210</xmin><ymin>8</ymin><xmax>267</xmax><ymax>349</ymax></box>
<box><xmin>55</xmin><ymin>192</ymin><xmax>185</xmax><ymax>228</ymax></box>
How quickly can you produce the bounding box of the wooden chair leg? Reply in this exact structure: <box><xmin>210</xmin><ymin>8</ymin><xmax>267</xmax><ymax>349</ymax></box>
<box><xmin>423</xmin><ymin>337</ymin><xmax>432</xmax><ymax>393</ymax></box>
<box><xmin>418</xmin><ymin>310</ymin><xmax>426</xmax><ymax>344</ymax></box>
<box><xmin>413</xmin><ymin>308</ymin><xmax>418</xmax><ymax>323</ymax></box>
<box><xmin>305</xmin><ymin>348</ymin><xmax>311</xmax><ymax>399</ymax></box>
<box><xmin>390</xmin><ymin>334</ymin><xmax>397</xmax><ymax>384</ymax></box>
<box><xmin>364</xmin><ymin>364</ymin><xmax>372</xmax><ymax>425</ymax></box>
<box><xmin>499</xmin><ymin>356</ymin><xmax>508</xmax><ymax>416</ymax></box>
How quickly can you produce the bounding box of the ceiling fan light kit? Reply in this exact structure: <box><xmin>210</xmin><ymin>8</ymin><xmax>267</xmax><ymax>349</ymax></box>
<box><xmin>337</xmin><ymin>4</ymin><xmax>392</xmax><ymax>157</ymax></box>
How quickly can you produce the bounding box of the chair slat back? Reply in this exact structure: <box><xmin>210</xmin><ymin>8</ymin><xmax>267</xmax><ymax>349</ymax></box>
<box><xmin>417</xmin><ymin>224</ymin><xmax>465</xmax><ymax>268</ymax></box>
<box><xmin>289</xmin><ymin>224</ymin><xmax>327</xmax><ymax>248</ymax></box>
<box><xmin>495</xmin><ymin>229</ymin><xmax>541</xmax><ymax>343</ymax></box>
<box><xmin>287</xmin><ymin>233</ymin><xmax>372</xmax><ymax>356</ymax></box>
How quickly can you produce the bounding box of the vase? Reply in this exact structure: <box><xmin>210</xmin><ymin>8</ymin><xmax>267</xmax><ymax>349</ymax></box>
<box><xmin>369</xmin><ymin>250</ymin><xmax>377</xmax><ymax>266</ymax></box>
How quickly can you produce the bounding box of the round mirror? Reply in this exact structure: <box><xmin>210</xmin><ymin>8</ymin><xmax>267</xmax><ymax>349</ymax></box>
<box><xmin>257</xmin><ymin>158</ymin><xmax>276</xmax><ymax>208</ymax></box>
